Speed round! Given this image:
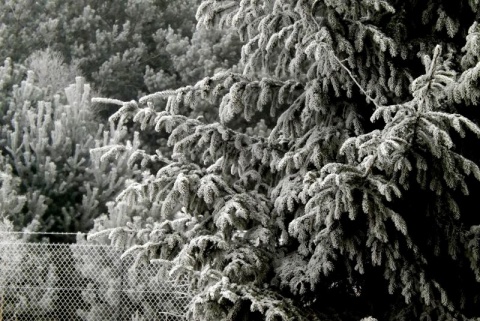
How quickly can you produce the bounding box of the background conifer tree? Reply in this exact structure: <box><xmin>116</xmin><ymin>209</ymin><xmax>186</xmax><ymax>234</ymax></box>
<box><xmin>0</xmin><ymin>55</ymin><xmax>143</xmax><ymax>235</ymax></box>
<box><xmin>0</xmin><ymin>0</ymin><xmax>242</xmax><ymax>102</ymax></box>
<box><xmin>91</xmin><ymin>1</ymin><xmax>480</xmax><ymax>320</ymax></box>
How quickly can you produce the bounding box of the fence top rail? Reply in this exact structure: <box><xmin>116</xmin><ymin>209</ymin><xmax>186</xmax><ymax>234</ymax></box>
<box><xmin>0</xmin><ymin>230</ymin><xmax>106</xmax><ymax>246</ymax></box>
<box><xmin>0</xmin><ymin>231</ymin><xmax>87</xmax><ymax>236</ymax></box>
<box><xmin>0</xmin><ymin>242</ymin><xmax>117</xmax><ymax>248</ymax></box>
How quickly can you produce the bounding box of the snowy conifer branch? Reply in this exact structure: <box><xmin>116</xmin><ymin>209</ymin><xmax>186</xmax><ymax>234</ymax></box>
<box><xmin>91</xmin><ymin>97</ymin><xmax>125</xmax><ymax>106</ymax></box>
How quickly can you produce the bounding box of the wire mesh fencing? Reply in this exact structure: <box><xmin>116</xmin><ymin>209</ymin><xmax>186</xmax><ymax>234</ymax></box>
<box><xmin>0</xmin><ymin>233</ymin><xmax>192</xmax><ymax>321</ymax></box>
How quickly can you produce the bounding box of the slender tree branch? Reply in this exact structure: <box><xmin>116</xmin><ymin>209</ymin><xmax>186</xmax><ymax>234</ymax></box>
<box><xmin>331</xmin><ymin>54</ymin><xmax>381</xmax><ymax>109</ymax></box>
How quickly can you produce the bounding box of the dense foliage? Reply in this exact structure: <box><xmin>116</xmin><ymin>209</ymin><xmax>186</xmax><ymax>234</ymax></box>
<box><xmin>0</xmin><ymin>0</ymin><xmax>240</xmax><ymax>235</ymax></box>
<box><xmin>89</xmin><ymin>0</ymin><xmax>480</xmax><ymax>320</ymax></box>
<box><xmin>0</xmin><ymin>0</ymin><xmax>241</xmax><ymax>101</ymax></box>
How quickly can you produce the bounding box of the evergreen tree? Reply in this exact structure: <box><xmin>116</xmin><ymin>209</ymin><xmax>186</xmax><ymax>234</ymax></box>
<box><xmin>91</xmin><ymin>1</ymin><xmax>480</xmax><ymax>320</ymax></box>
<box><xmin>0</xmin><ymin>55</ymin><xmax>142</xmax><ymax>235</ymax></box>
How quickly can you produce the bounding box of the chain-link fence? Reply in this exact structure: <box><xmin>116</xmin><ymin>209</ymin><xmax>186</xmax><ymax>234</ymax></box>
<box><xmin>0</xmin><ymin>233</ymin><xmax>192</xmax><ymax>321</ymax></box>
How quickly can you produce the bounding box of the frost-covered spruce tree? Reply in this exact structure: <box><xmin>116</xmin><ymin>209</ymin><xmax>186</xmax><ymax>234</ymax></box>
<box><xmin>92</xmin><ymin>1</ymin><xmax>480</xmax><ymax>320</ymax></box>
